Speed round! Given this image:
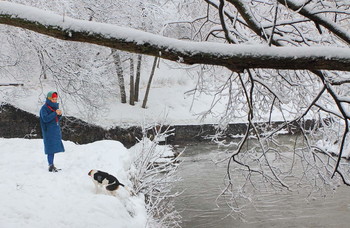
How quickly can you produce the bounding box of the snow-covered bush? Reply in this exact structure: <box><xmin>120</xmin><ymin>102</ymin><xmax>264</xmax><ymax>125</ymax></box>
<box><xmin>128</xmin><ymin>126</ymin><xmax>183</xmax><ymax>228</ymax></box>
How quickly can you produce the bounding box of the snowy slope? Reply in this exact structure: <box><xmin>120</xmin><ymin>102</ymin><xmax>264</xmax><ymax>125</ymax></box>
<box><xmin>0</xmin><ymin>138</ymin><xmax>148</xmax><ymax>228</ymax></box>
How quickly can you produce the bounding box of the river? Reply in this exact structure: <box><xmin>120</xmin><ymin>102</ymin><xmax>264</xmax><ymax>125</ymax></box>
<box><xmin>173</xmin><ymin>140</ymin><xmax>350</xmax><ymax>228</ymax></box>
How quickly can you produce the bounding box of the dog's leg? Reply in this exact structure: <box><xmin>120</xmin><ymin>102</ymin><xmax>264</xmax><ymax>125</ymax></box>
<box><xmin>104</xmin><ymin>188</ymin><xmax>117</xmax><ymax>197</ymax></box>
<box><xmin>101</xmin><ymin>179</ymin><xmax>110</xmax><ymax>195</ymax></box>
<box><xmin>93</xmin><ymin>181</ymin><xmax>99</xmax><ymax>194</ymax></box>
<box><xmin>111</xmin><ymin>190</ymin><xmax>117</xmax><ymax>197</ymax></box>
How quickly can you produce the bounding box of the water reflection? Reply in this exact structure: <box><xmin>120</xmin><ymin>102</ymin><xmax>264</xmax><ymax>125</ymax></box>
<box><xmin>173</xmin><ymin>141</ymin><xmax>350</xmax><ymax>228</ymax></box>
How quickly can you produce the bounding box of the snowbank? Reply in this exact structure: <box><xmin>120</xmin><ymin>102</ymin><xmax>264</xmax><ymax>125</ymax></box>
<box><xmin>0</xmin><ymin>138</ymin><xmax>148</xmax><ymax>228</ymax></box>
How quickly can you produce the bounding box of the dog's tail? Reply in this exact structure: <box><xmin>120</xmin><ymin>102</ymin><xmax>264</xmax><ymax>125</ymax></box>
<box><xmin>106</xmin><ymin>181</ymin><xmax>135</xmax><ymax>196</ymax></box>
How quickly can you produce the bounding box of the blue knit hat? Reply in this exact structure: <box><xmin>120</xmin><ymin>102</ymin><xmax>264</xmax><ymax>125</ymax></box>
<box><xmin>47</xmin><ymin>91</ymin><xmax>58</xmax><ymax>99</ymax></box>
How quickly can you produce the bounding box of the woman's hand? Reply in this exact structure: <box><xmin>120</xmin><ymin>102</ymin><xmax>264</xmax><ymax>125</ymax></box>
<box><xmin>56</xmin><ymin>109</ymin><xmax>62</xmax><ymax>115</ymax></box>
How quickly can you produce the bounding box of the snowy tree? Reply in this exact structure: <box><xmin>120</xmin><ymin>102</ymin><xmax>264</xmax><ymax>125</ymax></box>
<box><xmin>167</xmin><ymin>0</ymin><xmax>350</xmax><ymax>213</ymax></box>
<box><xmin>1</xmin><ymin>0</ymin><xmax>350</xmax><ymax>215</ymax></box>
<box><xmin>0</xmin><ymin>0</ymin><xmax>173</xmax><ymax>119</ymax></box>
<box><xmin>0</xmin><ymin>2</ymin><xmax>348</xmax><ymax>71</ymax></box>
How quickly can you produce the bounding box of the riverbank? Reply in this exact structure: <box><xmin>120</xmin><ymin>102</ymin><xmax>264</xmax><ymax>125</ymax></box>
<box><xmin>0</xmin><ymin>103</ymin><xmax>316</xmax><ymax>147</ymax></box>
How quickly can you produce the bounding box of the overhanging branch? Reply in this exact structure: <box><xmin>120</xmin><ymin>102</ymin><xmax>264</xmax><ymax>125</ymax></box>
<box><xmin>277</xmin><ymin>0</ymin><xmax>350</xmax><ymax>45</ymax></box>
<box><xmin>0</xmin><ymin>1</ymin><xmax>350</xmax><ymax>71</ymax></box>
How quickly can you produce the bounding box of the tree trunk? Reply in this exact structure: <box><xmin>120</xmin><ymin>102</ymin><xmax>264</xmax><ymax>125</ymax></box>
<box><xmin>135</xmin><ymin>54</ymin><xmax>142</xmax><ymax>102</ymax></box>
<box><xmin>37</xmin><ymin>49</ymin><xmax>47</xmax><ymax>79</ymax></box>
<box><xmin>129</xmin><ymin>56</ymin><xmax>135</xmax><ymax>106</ymax></box>
<box><xmin>111</xmin><ymin>49</ymin><xmax>127</xmax><ymax>103</ymax></box>
<box><xmin>142</xmin><ymin>57</ymin><xmax>158</xmax><ymax>109</ymax></box>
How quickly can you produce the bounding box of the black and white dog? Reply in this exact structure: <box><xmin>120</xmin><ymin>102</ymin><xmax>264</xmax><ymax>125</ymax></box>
<box><xmin>88</xmin><ymin>169</ymin><xmax>134</xmax><ymax>196</ymax></box>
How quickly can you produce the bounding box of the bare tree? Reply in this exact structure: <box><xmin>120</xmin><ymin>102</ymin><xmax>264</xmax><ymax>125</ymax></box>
<box><xmin>130</xmin><ymin>125</ymin><xmax>181</xmax><ymax>227</ymax></box>
<box><xmin>142</xmin><ymin>57</ymin><xmax>158</xmax><ymax>109</ymax></box>
<box><xmin>129</xmin><ymin>55</ymin><xmax>135</xmax><ymax>105</ymax></box>
<box><xmin>111</xmin><ymin>49</ymin><xmax>127</xmax><ymax>103</ymax></box>
<box><xmin>134</xmin><ymin>54</ymin><xmax>142</xmax><ymax>102</ymax></box>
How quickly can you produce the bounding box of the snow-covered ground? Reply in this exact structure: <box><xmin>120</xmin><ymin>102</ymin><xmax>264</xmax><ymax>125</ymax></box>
<box><xmin>0</xmin><ymin>138</ymin><xmax>156</xmax><ymax>228</ymax></box>
<box><xmin>0</xmin><ymin>58</ymin><xmax>232</xmax><ymax>128</ymax></box>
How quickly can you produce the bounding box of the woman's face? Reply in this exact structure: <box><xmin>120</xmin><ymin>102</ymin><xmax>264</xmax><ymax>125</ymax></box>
<box><xmin>49</xmin><ymin>97</ymin><xmax>58</xmax><ymax>103</ymax></box>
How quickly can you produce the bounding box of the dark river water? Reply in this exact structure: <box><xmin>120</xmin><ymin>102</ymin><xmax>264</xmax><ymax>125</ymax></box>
<box><xmin>173</xmin><ymin>142</ymin><xmax>350</xmax><ymax>228</ymax></box>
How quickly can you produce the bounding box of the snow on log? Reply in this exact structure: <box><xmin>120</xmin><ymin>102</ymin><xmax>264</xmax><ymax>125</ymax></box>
<box><xmin>1</xmin><ymin>1</ymin><xmax>350</xmax><ymax>72</ymax></box>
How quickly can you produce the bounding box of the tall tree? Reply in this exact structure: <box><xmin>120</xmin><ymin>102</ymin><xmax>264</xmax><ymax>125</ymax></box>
<box><xmin>112</xmin><ymin>49</ymin><xmax>127</xmax><ymax>103</ymax></box>
<box><xmin>142</xmin><ymin>57</ymin><xmax>158</xmax><ymax>109</ymax></box>
<box><xmin>134</xmin><ymin>54</ymin><xmax>142</xmax><ymax>102</ymax></box>
<box><xmin>129</xmin><ymin>56</ymin><xmax>135</xmax><ymax>105</ymax></box>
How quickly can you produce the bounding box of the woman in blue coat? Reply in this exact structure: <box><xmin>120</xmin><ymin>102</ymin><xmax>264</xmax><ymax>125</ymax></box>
<box><xmin>40</xmin><ymin>91</ymin><xmax>65</xmax><ymax>172</ymax></box>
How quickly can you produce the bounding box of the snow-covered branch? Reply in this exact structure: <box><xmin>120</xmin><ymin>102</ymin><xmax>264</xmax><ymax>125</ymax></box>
<box><xmin>0</xmin><ymin>83</ymin><xmax>24</xmax><ymax>86</ymax></box>
<box><xmin>277</xmin><ymin>0</ymin><xmax>350</xmax><ymax>45</ymax></box>
<box><xmin>129</xmin><ymin>125</ymin><xmax>181</xmax><ymax>227</ymax></box>
<box><xmin>0</xmin><ymin>1</ymin><xmax>350</xmax><ymax>71</ymax></box>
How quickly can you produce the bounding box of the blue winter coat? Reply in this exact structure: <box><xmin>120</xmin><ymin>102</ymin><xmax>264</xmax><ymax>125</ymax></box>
<box><xmin>40</xmin><ymin>99</ymin><xmax>65</xmax><ymax>155</ymax></box>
